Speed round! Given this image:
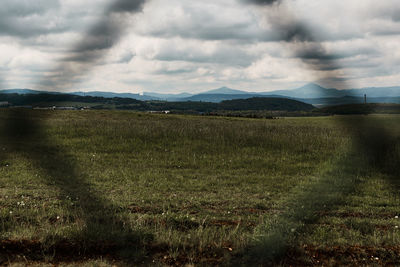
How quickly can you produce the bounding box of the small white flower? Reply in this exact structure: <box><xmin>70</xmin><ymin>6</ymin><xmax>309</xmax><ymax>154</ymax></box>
<box><xmin>375</xmin><ymin>257</ymin><xmax>379</xmax><ymax>260</ymax></box>
<box><xmin>395</xmin><ymin>226</ymin><xmax>398</xmax><ymax>229</ymax></box>
<box><xmin>395</xmin><ymin>216</ymin><xmax>399</xmax><ymax>219</ymax></box>
<box><xmin>9</xmin><ymin>211</ymin><xmax>12</xmax><ymax>214</ymax></box>
<box><xmin>56</xmin><ymin>216</ymin><xmax>60</xmax><ymax>220</ymax></box>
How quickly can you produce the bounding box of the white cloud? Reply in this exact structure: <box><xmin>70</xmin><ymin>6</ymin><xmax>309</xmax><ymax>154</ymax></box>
<box><xmin>0</xmin><ymin>0</ymin><xmax>399</xmax><ymax>92</ymax></box>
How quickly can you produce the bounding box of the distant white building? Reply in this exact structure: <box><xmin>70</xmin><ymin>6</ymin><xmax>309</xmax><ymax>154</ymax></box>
<box><xmin>148</xmin><ymin>110</ymin><xmax>170</xmax><ymax>114</ymax></box>
<box><xmin>55</xmin><ymin>106</ymin><xmax>77</xmax><ymax>110</ymax></box>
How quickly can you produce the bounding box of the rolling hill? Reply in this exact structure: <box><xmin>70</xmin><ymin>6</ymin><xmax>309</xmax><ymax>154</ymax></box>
<box><xmin>198</xmin><ymin>86</ymin><xmax>249</xmax><ymax>95</ymax></box>
<box><xmin>219</xmin><ymin>97</ymin><xmax>315</xmax><ymax>111</ymax></box>
<box><xmin>0</xmin><ymin>93</ymin><xmax>315</xmax><ymax>113</ymax></box>
<box><xmin>144</xmin><ymin>83</ymin><xmax>400</xmax><ymax>102</ymax></box>
<box><xmin>1</xmin><ymin>83</ymin><xmax>399</xmax><ymax>105</ymax></box>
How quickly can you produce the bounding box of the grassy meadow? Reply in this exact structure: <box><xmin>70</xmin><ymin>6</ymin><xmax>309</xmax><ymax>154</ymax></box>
<box><xmin>0</xmin><ymin>110</ymin><xmax>399</xmax><ymax>265</ymax></box>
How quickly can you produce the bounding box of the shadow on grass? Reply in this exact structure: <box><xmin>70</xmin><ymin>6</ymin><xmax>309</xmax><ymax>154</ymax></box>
<box><xmin>0</xmin><ymin>109</ymin><xmax>153</xmax><ymax>264</ymax></box>
<box><xmin>238</xmin><ymin>116</ymin><xmax>399</xmax><ymax>265</ymax></box>
<box><xmin>237</xmin><ymin>1</ymin><xmax>400</xmax><ymax>264</ymax></box>
<box><xmin>1</xmin><ymin>0</ymin><xmax>150</xmax><ymax>263</ymax></box>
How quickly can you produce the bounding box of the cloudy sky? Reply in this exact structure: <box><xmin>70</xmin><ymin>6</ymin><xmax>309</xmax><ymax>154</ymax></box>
<box><xmin>0</xmin><ymin>0</ymin><xmax>399</xmax><ymax>94</ymax></box>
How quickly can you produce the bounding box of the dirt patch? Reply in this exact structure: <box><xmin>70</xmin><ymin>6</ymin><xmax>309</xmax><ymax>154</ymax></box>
<box><xmin>0</xmin><ymin>239</ymin><xmax>227</xmax><ymax>266</ymax></box>
<box><xmin>290</xmin><ymin>245</ymin><xmax>400</xmax><ymax>266</ymax></box>
<box><xmin>319</xmin><ymin>211</ymin><xmax>396</xmax><ymax>219</ymax></box>
<box><xmin>3</xmin><ymin>239</ymin><xmax>400</xmax><ymax>266</ymax></box>
<box><xmin>0</xmin><ymin>239</ymin><xmax>130</xmax><ymax>264</ymax></box>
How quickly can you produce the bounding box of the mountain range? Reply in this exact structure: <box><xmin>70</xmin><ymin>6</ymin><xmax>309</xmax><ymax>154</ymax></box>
<box><xmin>1</xmin><ymin>83</ymin><xmax>399</xmax><ymax>105</ymax></box>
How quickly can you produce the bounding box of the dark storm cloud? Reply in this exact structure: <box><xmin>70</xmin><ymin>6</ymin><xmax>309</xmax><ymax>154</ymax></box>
<box><xmin>297</xmin><ymin>42</ymin><xmax>341</xmax><ymax>74</ymax></box>
<box><xmin>241</xmin><ymin>0</ymin><xmax>368</xmax><ymax>90</ymax></box>
<box><xmin>246</xmin><ymin>0</ymin><xmax>314</xmax><ymax>42</ymax></box>
<box><xmin>109</xmin><ymin>0</ymin><xmax>147</xmax><ymax>13</ymax></box>
<box><xmin>68</xmin><ymin>0</ymin><xmax>146</xmax><ymax>60</ymax></box>
<box><xmin>244</xmin><ymin>0</ymin><xmax>281</xmax><ymax>6</ymax></box>
<box><xmin>38</xmin><ymin>0</ymin><xmax>147</xmax><ymax>90</ymax></box>
<box><xmin>299</xmin><ymin>48</ymin><xmax>380</xmax><ymax>71</ymax></box>
<box><xmin>71</xmin><ymin>22</ymin><xmax>121</xmax><ymax>54</ymax></box>
<box><xmin>302</xmin><ymin>60</ymin><xmax>341</xmax><ymax>71</ymax></box>
<box><xmin>153</xmin><ymin>67</ymin><xmax>196</xmax><ymax>75</ymax></box>
<box><xmin>140</xmin><ymin>17</ymin><xmax>314</xmax><ymax>44</ymax></box>
<box><xmin>297</xmin><ymin>47</ymin><xmax>342</xmax><ymax>72</ymax></box>
<box><xmin>297</xmin><ymin>48</ymin><xmax>344</xmax><ymax>60</ymax></box>
<box><xmin>275</xmin><ymin>23</ymin><xmax>314</xmax><ymax>42</ymax></box>
<box><xmin>243</xmin><ymin>0</ymin><xmax>341</xmax><ymax>75</ymax></box>
<box><xmin>140</xmin><ymin>0</ymin><xmax>315</xmax><ymax>44</ymax></box>
<box><xmin>292</xmin><ymin>43</ymin><xmax>379</xmax><ymax>63</ymax></box>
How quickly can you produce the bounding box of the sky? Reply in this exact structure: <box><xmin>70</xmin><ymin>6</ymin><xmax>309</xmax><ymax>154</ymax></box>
<box><xmin>0</xmin><ymin>0</ymin><xmax>399</xmax><ymax>94</ymax></box>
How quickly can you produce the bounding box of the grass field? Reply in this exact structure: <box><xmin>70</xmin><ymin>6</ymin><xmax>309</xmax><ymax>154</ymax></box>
<box><xmin>0</xmin><ymin>110</ymin><xmax>399</xmax><ymax>266</ymax></box>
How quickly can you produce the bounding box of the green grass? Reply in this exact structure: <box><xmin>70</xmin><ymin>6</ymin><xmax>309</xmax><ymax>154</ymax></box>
<box><xmin>0</xmin><ymin>110</ymin><xmax>399</xmax><ymax>265</ymax></box>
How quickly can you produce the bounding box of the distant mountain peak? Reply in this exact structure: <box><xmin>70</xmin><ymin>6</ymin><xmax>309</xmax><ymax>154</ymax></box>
<box><xmin>143</xmin><ymin>92</ymin><xmax>193</xmax><ymax>98</ymax></box>
<box><xmin>218</xmin><ymin>86</ymin><xmax>233</xmax><ymax>90</ymax></box>
<box><xmin>298</xmin><ymin>83</ymin><xmax>326</xmax><ymax>90</ymax></box>
<box><xmin>200</xmin><ymin>86</ymin><xmax>248</xmax><ymax>95</ymax></box>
